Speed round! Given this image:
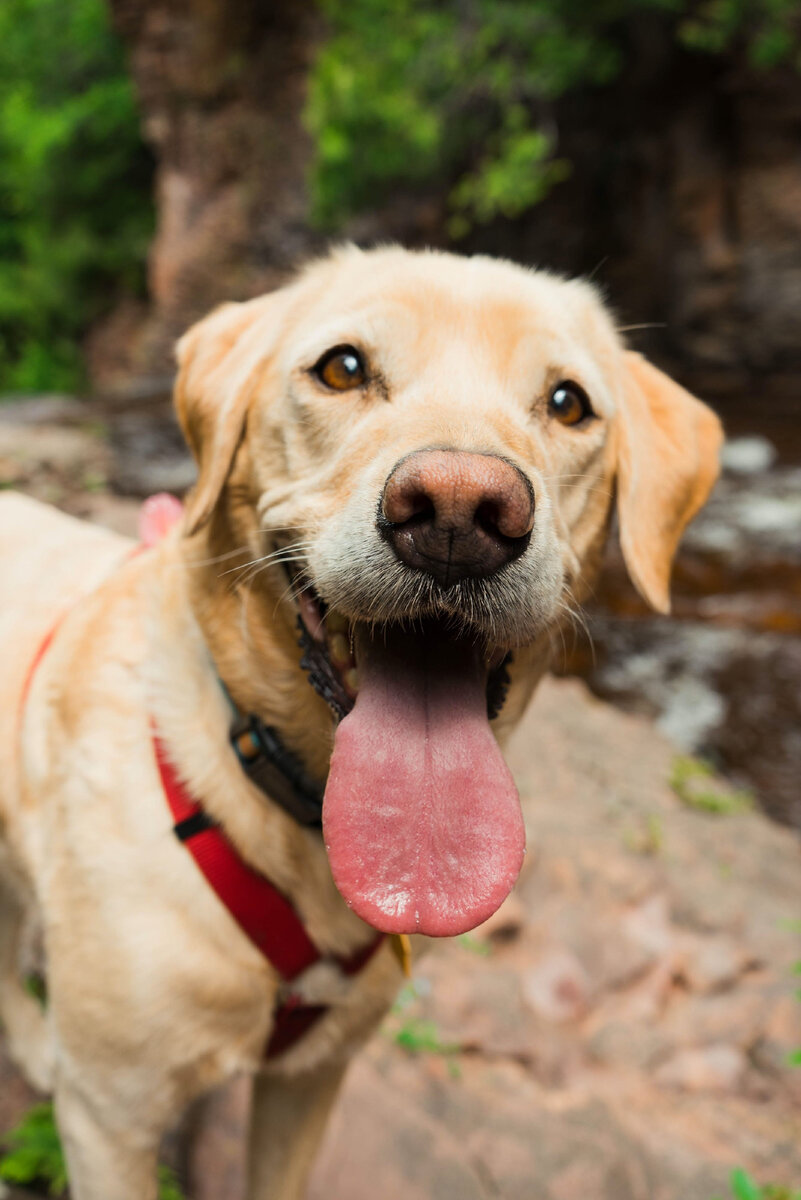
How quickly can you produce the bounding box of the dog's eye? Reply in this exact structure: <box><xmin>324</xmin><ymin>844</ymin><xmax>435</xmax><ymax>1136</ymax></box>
<box><xmin>314</xmin><ymin>345</ymin><xmax>366</xmax><ymax>391</ymax></box>
<box><xmin>549</xmin><ymin>381</ymin><xmax>593</xmax><ymax>427</ymax></box>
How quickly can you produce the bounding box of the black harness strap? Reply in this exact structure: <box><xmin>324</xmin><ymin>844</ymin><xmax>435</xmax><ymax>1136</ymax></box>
<box><xmin>229</xmin><ymin>711</ymin><xmax>324</xmax><ymax>829</ymax></box>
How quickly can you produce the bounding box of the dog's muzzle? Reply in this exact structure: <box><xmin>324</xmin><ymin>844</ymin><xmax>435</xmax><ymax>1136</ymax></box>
<box><xmin>378</xmin><ymin>449</ymin><xmax>534</xmax><ymax>586</ymax></box>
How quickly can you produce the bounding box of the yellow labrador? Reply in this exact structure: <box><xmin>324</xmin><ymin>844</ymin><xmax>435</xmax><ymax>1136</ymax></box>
<box><xmin>0</xmin><ymin>246</ymin><xmax>722</xmax><ymax>1200</ymax></box>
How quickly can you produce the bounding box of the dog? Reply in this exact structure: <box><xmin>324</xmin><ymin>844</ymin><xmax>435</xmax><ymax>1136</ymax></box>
<box><xmin>0</xmin><ymin>246</ymin><xmax>722</xmax><ymax>1199</ymax></box>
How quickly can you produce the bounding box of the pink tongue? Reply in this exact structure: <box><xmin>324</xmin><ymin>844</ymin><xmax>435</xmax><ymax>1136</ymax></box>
<box><xmin>323</xmin><ymin>627</ymin><xmax>525</xmax><ymax>937</ymax></box>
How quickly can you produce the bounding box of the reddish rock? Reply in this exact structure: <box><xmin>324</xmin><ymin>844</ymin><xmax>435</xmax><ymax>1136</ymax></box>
<box><xmin>654</xmin><ymin>1044</ymin><xmax>747</xmax><ymax>1093</ymax></box>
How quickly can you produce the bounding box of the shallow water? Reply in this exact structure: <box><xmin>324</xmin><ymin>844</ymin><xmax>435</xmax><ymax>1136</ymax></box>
<box><xmin>560</xmin><ymin>438</ymin><xmax>801</xmax><ymax>829</ymax></box>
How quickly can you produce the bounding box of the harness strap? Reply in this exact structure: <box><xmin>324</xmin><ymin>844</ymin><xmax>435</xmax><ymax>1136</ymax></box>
<box><xmin>153</xmin><ymin>732</ymin><xmax>384</xmax><ymax>1056</ymax></box>
<box><xmin>19</xmin><ymin>623</ymin><xmax>60</xmax><ymax>716</ymax></box>
<box><xmin>154</xmin><ymin>732</ymin><xmax>323</xmax><ymax>979</ymax></box>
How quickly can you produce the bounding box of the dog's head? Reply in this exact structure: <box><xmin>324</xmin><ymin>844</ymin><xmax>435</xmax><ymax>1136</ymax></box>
<box><xmin>175</xmin><ymin>246</ymin><xmax>722</xmax><ymax>937</ymax></box>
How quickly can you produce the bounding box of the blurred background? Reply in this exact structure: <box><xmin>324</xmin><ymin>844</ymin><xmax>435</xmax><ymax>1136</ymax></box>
<box><xmin>1</xmin><ymin>5</ymin><xmax>800</xmax><ymax>1197</ymax></box>
<box><xmin>2</xmin><ymin>0</ymin><xmax>799</xmax><ymax>830</ymax></box>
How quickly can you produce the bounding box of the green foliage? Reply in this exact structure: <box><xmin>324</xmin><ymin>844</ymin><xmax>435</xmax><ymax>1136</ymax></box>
<box><xmin>0</xmin><ymin>1103</ymin><xmax>185</xmax><ymax>1199</ymax></box>
<box><xmin>679</xmin><ymin>0</ymin><xmax>801</xmax><ymax>68</ymax></box>
<box><xmin>712</xmin><ymin>1166</ymin><xmax>801</xmax><ymax>1200</ymax></box>
<box><xmin>0</xmin><ymin>1104</ymin><xmax>68</xmax><ymax>1196</ymax></box>
<box><xmin>623</xmin><ymin>811</ymin><xmax>665</xmax><ymax>855</ymax></box>
<box><xmin>790</xmin><ymin>960</ymin><xmax>801</xmax><ymax>1065</ymax></box>
<box><xmin>23</xmin><ymin>971</ymin><xmax>48</xmax><ymax>1007</ymax></box>
<box><xmin>158</xmin><ymin>1164</ymin><xmax>187</xmax><ymax>1200</ymax></box>
<box><xmin>669</xmin><ymin>754</ymin><xmax>754</xmax><ymax>814</ymax></box>
<box><xmin>392</xmin><ymin>1017</ymin><xmax>460</xmax><ymax>1056</ymax></box>
<box><xmin>0</xmin><ymin>0</ymin><xmax>153</xmax><ymax>392</ymax></box>
<box><xmin>307</xmin><ymin>0</ymin><xmax>801</xmax><ymax>233</ymax></box>
<box><xmin>457</xmin><ymin>932</ymin><xmax>492</xmax><ymax>956</ymax></box>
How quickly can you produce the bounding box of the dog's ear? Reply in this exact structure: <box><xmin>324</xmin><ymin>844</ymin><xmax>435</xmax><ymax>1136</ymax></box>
<box><xmin>615</xmin><ymin>351</ymin><xmax>723</xmax><ymax>614</ymax></box>
<box><xmin>174</xmin><ymin>296</ymin><xmax>275</xmax><ymax>535</ymax></box>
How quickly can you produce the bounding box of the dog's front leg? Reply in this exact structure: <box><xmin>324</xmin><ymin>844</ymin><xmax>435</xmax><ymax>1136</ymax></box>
<box><xmin>54</xmin><ymin>1074</ymin><xmax>162</xmax><ymax>1200</ymax></box>
<box><xmin>247</xmin><ymin>1060</ymin><xmax>347</xmax><ymax>1200</ymax></box>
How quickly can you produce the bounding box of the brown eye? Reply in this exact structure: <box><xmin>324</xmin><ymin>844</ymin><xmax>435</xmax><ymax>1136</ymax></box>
<box><xmin>314</xmin><ymin>345</ymin><xmax>366</xmax><ymax>391</ymax></box>
<box><xmin>549</xmin><ymin>381</ymin><xmax>593</xmax><ymax>427</ymax></box>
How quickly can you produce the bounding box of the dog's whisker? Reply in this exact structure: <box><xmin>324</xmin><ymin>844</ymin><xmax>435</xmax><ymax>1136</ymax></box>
<box><xmin>270</xmin><ymin>573</ymin><xmax>311</xmax><ymax>623</ymax></box>
<box><xmin>557</xmin><ymin>586</ymin><xmax>596</xmax><ymax>668</ymax></box>
<box><xmin>182</xmin><ymin>545</ymin><xmax>253</xmax><ymax>568</ymax></box>
<box><xmin>233</xmin><ymin>554</ymin><xmax>311</xmax><ymax>596</ymax></box>
<box><xmin>219</xmin><ymin>543</ymin><xmax>312</xmax><ymax>580</ymax></box>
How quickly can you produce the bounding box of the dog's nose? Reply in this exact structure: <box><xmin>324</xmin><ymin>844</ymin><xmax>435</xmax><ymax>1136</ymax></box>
<box><xmin>380</xmin><ymin>450</ymin><xmax>534</xmax><ymax>585</ymax></box>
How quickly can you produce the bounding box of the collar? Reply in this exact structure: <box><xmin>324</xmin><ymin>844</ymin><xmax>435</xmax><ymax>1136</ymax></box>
<box><xmin>229</xmin><ymin>709</ymin><xmax>324</xmax><ymax>828</ymax></box>
<box><xmin>218</xmin><ymin>614</ymin><xmax>349</xmax><ymax>831</ymax></box>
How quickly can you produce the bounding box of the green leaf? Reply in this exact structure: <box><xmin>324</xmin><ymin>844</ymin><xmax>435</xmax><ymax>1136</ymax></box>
<box><xmin>0</xmin><ymin>0</ymin><xmax>153</xmax><ymax>392</ymax></box>
<box><xmin>392</xmin><ymin>1018</ymin><xmax>460</xmax><ymax>1056</ymax></box>
<box><xmin>0</xmin><ymin>1103</ymin><xmax>186</xmax><ymax>1200</ymax></box>
<box><xmin>457</xmin><ymin>933</ymin><xmax>492</xmax><ymax>956</ymax></box>
<box><xmin>158</xmin><ymin>1163</ymin><xmax>187</xmax><ymax>1200</ymax></box>
<box><xmin>0</xmin><ymin>1103</ymin><xmax>69</xmax><ymax>1195</ymax></box>
<box><xmin>730</xmin><ymin>1167</ymin><xmax>763</xmax><ymax>1200</ymax></box>
<box><xmin>669</xmin><ymin>755</ymin><xmax>753</xmax><ymax>814</ymax></box>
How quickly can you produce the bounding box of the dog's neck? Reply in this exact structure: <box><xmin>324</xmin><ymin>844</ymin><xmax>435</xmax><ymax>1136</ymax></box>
<box><xmin>178</xmin><ymin>514</ymin><xmax>336</xmax><ymax>786</ymax></box>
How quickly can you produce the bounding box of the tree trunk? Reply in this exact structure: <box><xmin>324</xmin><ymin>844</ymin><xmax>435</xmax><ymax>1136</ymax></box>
<box><xmin>109</xmin><ymin>0</ymin><xmax>322</xmax><ymax>380</ymax></box>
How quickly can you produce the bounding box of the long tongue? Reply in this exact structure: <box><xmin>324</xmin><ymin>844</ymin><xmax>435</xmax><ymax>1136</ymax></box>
<box><xmin>323</xmin><ymin>626</ymin><xmax>525</xmax><ymax>937</ymax></box>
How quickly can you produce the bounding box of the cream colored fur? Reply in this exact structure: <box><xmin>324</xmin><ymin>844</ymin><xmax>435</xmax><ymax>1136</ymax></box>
<box><xmin>0</xmin><ymin>246</ymin><xmax>722</xmax><ymax>1200</ymax></box>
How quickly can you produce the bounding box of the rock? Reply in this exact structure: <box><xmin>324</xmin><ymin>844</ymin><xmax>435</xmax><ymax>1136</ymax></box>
<box><xmin>654</xmin><ymin>1044</ymin><xmax>747</xmax><ymax>1093</ymax></box>
<box><xmin>475</xmin><ymin>894</ymin><xmax>527</xmax><ymax>942</ymax></box>
<box><xmin>676</xmin><ymin>934</ymin><xmax>749</xmax><ymax>994</ymax></box>
<box><xmin>0</xmin><ymin>422</ymin><xmax>111</xmax><ymax>491</ymax></box>
<box><xmin>309</xmin><ymin>1057</ymin><xmax>489</xmax><ymax>1200</ymax></box>
<box><xmin>721</xmin><ymin>436</ymin><xmax>778</xmax><ymax>475</ymax></box>
<box><xmin>183</xmin><ymin>1078</ymin><xmax>251</xmax><ymax>1200</ymax></box>
<box><xmin>588</xmin><ymin>1020</ymin><xmax>672</xmax><ymax>1071</ymax></box>
<box><xmin>522</xmin><ymin>949</ymin><xmax>591</xmax><ymax>1023</ymax></box>
<box><xmin>0</xmin><ymin>1054</ymin><xmax>39</xmax><ymax>1138</ymax></box>
<box><xmin>81</xmin><ymin>493</ymin><xmax>141</xmax><ymax>539</ymax></box>
<box><xmin>108</xmin><ymin>410</ymin><xmax>195</xmax><ymax>498</ymax></box>
<box><xmin>421</xmin><ymin>958</ymin><xmax>542</xmax><ymax>1060</ymax></box>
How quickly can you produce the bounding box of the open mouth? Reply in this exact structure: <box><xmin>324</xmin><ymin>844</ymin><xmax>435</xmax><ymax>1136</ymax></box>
<box><xmin>296</xmin><ymin>581</ymin><xmax>526</xmax><ymax>938</ymax></box>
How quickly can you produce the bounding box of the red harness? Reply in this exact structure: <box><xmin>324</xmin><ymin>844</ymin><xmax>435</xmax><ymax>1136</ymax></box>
<box><xmin>152</xmin><ymin>734</ymin><xmax>383</xmax><ymax>1057</ymax></box>
<box><xmin>18</xmin><ymin>523</ymin><xmax>384</xmax><ymax>1060</ymax></box>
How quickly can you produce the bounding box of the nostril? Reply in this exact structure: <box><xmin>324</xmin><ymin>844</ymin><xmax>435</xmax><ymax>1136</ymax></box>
<box><xmin>475</xmin><ymin>499</ymin><xmax>502</xmax><ymax>538</ymax></box>
<box><xmin>383</xmin><ymin>481</ymin><xmax>437</xmax><ymax>526</ymax></box>
<box><xmin>475</xmin><ymin>496</ymin><xmax>534</xmax><ymax>542</ymax></box>
<box><xmin>402</xmin><ymin>490</ymin><xmax>436</xmax><ymax>524</ymax></box>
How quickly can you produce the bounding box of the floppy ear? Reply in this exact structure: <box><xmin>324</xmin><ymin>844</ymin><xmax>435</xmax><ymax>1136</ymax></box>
<box><xmin>616</xmin><ymin>351</ymin><xmax>723</xmax><ymax>614</ymax></box>
<box><xmin>174</xmin><ymin>296</ymin><xmax>275</xmax><ymax>535</ymax></box>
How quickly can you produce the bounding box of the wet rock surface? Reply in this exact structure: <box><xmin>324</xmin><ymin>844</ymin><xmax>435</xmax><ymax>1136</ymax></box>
<box><xmin>561</xmin><ymin>436</ymin><xmax>801</xmax><ymax>828</ymax></box>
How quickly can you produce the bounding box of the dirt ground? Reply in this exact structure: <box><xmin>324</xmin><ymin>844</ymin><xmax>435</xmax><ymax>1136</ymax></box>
<box><xmin>1</xmin><ymin>399</ymin><xmax>799</xmax><ymax>1199</ymax></box>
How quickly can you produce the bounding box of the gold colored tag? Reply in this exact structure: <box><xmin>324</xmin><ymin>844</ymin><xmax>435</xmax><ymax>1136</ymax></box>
<box><xmin>390</xmin><ymin>933</ymin><xmax>412</xmax><ymax>978</ymax></box>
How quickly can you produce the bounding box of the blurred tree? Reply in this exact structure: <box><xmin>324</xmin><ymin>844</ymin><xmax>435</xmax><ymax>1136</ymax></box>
<box><xmin>307</xmin><ymin>0</ymin><xmax>801</xmax><ymax>236</ymax></box>
<box><xmin>5</xmin><ymin>0</ymin><xmax>799</xmax><ymax>389</ymax></box>
<box><xmin>109</xmin><ymin>0</ymin><xmax>320</xmax><ymax>379</ymax></box>
<box><xmin>304</xmin><ymin>0</ymin><xmax>801</xmax><ymax>236</ymax></box>
<box><xmin>297</xmin><ymin>0</ymin><xmax>801</xmax><ymax>381</ymax></box>
<box><xmin>0</xmin><ymin>0</ymin><xmax>153</xmax><ymax>392</ymax></box>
